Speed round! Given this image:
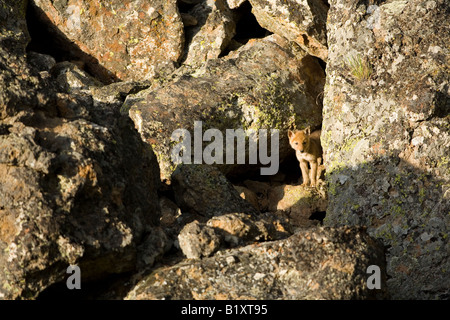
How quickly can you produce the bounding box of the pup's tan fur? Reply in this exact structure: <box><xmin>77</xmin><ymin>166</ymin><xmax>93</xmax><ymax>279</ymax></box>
<box><xmin>288</xmin><ymin>127</ymin><xmax>323</xmax><ymax>187</ymax></box>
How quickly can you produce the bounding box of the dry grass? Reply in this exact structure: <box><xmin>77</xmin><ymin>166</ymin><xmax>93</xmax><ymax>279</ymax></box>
<box><xmin>345</xmin><ymin>54</ymin><xmax>373</xmax><ymax>81</ymax></box>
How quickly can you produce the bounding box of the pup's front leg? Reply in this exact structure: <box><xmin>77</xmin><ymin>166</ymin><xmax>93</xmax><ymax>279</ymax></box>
<box><xmin>316</xmin><ymin>157</ymin><xmax>323</xmax><ymax>182</ymax></box>
<box><xmin>300</xmin><ymin>159</ymin><xmax>310</xmax><ymax>186</ymax></box>
<box><xmin>310</xmin><ymin>160</ymin><xmax>318</xmax><ymax>187</ymax></box>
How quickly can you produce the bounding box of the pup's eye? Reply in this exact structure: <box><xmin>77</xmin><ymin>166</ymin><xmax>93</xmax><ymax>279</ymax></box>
<box><xmin>294</xmin><ymin>142</ymin><xmax>298</xmax><ymax>145</ymax></box>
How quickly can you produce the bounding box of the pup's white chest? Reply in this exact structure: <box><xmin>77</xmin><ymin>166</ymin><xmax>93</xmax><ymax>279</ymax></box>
<box><xmin>296</xmin><ymin>151</ymin><xmax>316</xmax><ymax>162</ymax></box>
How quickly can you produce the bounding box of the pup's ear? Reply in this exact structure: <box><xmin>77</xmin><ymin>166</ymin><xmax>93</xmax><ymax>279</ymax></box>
<box><xmin>304</xmin><ymin>126</ymin><xmax>311</xmax><ymax>135</ymax></box>
<box><xmin>288</xmin><ymin>130</ymin><xmax>294</xmax><ymax>139</ymax></box>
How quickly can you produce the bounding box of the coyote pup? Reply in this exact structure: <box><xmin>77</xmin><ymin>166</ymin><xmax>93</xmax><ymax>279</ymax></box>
<box><xmin>288</xmin><ymin>127</ymin><xmax>323</xmax><ymax>187</ymax></box>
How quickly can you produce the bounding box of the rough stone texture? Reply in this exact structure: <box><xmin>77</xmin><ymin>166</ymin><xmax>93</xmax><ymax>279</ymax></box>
<box><xmin>125</xmin><ymin>35</ymin><xmax>324</xmax><ymax>180</ymax></box>
<box><xmin>183</xmin><ymin>0</ymin><xmax>236</xmax><ymax>67</ymax></box>
<box><xmin>0</xmin><ymin>0</ymin><xmax>41</xmax><ymax>120</ymax></box>
<box><xmin>268</xmin><ymin>184</ymin><xmax>327</xmax><ymax>227</ymax></box>
<box><xmin>52</xmin><ymin>61</ymin><xmax>103</xmax><ymax>92</ymax></box>
<box><xmin>126</xmin><ymin>227</ymin><xmax>389</xmax><ymax>300</ymax></box>
<box><xmin>227</xmin><ymin>0</ymin><xmax>247</xmax><ymax>9</ymax></box>
<box><xmin>137</xmin><ymin>226</ymin><xmax>170</xmax><ymax>269</ymax></box>
<box><xmin>178</xmin><ymin>220</ymin><xmax>222</xmax><ymax>259</ymax></box>
<box><xmin>249</xmin><ymin>0</ymin><xmax>329</xmax><ymax>60</ymax></box>
<box><xmin>27</xmin><ymin>51</ymin><xmax>56</xmax><ymax>72</ymax></box>
<box><xmin>171</xmin><ymin>164</ymin><xmax>258</xmax><ymax>217</ymax></box>
<box><xmin>206</xmin><ymin>212</ymin><xmax>291</xmax><ymax>244</ymax></box>
<box><xmin>90</xmin><ymin>80</ymin><xmax>151</xmax><ymax>109</ymax></box>
<box><xmin>0</xmin><ymin>1</ymin><xmax>163</xmax><ymax>299</ymax></box>
<box><xmin>178</xmin><ymin>212</ymin><xmax>292</xmax><ymax>259</ymax></box>
<box><xmin>323</xmin><ymin>0</ymin><xmax>450</xmax><ymax>299</ymax></box>
<box><xmin>0</xmin><ymin>100</ymin><xmax>162</xmax><ymax>300</ymax></box>
<box><xmin>30</xmin><ymin>0</ymin><xmax>184</xmax><ymax>82</ymax></box>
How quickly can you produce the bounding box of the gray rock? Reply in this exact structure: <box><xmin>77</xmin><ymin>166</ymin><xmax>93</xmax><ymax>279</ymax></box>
<box><xmin>0</xmin><ymin>110</ymin><xmax>162</xmax><ymax>299</ymax></box>
<box><xmin>0</xmin><ymin>2</ymin><xmax>162</xmax><ymax>299</ymax></box>
<box><xmin>249</xmin><ymin>0</ymin><xmax>329</xmax><ymax>60</ymax></box>
<box><xmin>268</xmin><ymin>184</ymin><xmax>328</xmax><ymax>228</ymax></box>
<box><xmin>323</xmin><ymin>0</ymin><xmax>450</xmax><ymax>299</ymax></box>
<box><xmin>126</xmin><ymin>227</ymin><xmax>389</xmax><ymax>300</ymax></box>
<box><xmin>178</xmin><ymin>220</ymin><xmax>222</xmax><ymax>259</ymax></box>
<box><xmin>183</xmin><ymin>0</ymin><xmax>236</xmax><ymax>67</ymax></box>
<box><xmin>52</xmin><ymin>61</ymin><xmax>102</xmax><ymax>92</ymax></box>
<box><xmin>159</xmin><ymin>196</ymin><xmax>182</xmax><ymax>226</ymax></box>
<box><xmin>226</xmin><ymin>0</ymin><xmax>247</xmax><ymax>9</ymax></box>
<box><xmin>177</xmin><ymin>211</ymin><xmax>292</xmax><ymax>259</ymax></box>
<box><xmin>137</xmin><ymin>227</ymin><xmax>171</xmax><ymax>268</ymax></box>
<box><xmin>90</xmin><ymin>80</ymin><xmax>151</xmax><ymax>109</ymax></box>
<box><xmin>0</xmin><ymin>0</ymin><xmax>40</xmax><ymax>120</ymax></box>
<box><xmin>31</xmin><ymin>0</ymin><xmax>185</xmax><ymax>82</ymax></box>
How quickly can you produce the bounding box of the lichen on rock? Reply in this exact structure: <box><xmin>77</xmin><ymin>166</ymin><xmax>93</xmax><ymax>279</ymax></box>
<box><xmin>323</xmin><ymin>0</ymin><xmax>450</xmax><ymax>299</ymax></box>
<box><xmin>249</xmin><ymin>0</ymin><xmax>329</xmax><ymax>60</ymax></box>
<box><xmin>126</xmin><ymin>227</ymin><xmax>388</xmax><ymax>300</ymax></box>
<box><xmin>0</xmin><ymin>1</ymin><xmax>163</xmax><ymax>299</ymax></box>
<box><xmin>30</xmin><ymin>0</ymin><xmax>185</xmax><ymax>82</ymax></box>
<box><xmin>125</xmin><ymin>35</ymin><xmax>324</xmax><ymax>180</ymax></box>
<box><xmin>1</xmin><ymin>0</ymin><xmax>448</xmax><ymax>301</ymax></box>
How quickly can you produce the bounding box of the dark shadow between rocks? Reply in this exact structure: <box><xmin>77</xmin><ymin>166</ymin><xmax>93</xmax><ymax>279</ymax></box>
<box><xmin>178</xmin><ymin>0</ymin><xmax>213</xmax><ymax>64</ymax></box>
<box><xmin>230</xmin><ymin>1</ymin><xmax>270</xmax><ymax>44</ymax></box>
<box><xmin>36</xmin><ymin>271</ymin><xmax>135</xmax><ymax>300</ymax></box>
<box><xmin>220</xmin><ymin>1</ymin><xmax>272</xmax><ymax>57</ymax></box>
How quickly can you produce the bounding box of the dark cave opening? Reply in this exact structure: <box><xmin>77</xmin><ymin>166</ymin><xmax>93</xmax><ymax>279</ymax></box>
<box><xmin>232</xmin><ymin>1</ymin><xmax>271</xmax><ymax>43</ymax></box>
<box><xmin>309</xmin><ymin>211</ymin><xmax>326</xmax><ymax>223</ymax></box>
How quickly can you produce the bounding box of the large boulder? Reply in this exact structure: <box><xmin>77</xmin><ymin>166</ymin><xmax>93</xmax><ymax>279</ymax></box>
<box><xmin>323</xmin><ymin>0</ymin><xmax>449</xmax><ymax>299</ymax></box>
<box><xmin>125</xmin><ymin>35</ymin><xmax>325</xmax><ymax>180</ymax></box>
<box><xmin>249</xmin><ymin>0</ymin><xmax>329</xmax><ymax>60</ymax></box>
<box><xmin>30</xmin><ymin>0</ymin><xmax>185</xmax><ymax>82</ymax></box>
<box><xmin>172</xmin><ymin>164</ymin><xmax>257</xmax><ymax>217</ymax></box>
<box><xmin>0</xmin><ymin>2</ymin><xmax>163</xmax><ymax>299</ymax></box>
<box><xmin>126</xmin><ymin>227</ymin><xmax>388</xmax><ymax>300</ymax></box>
<box><xmin>178</xmin><ymin>212</ymin><xmax>292</xmax><ymax>259</ymax></box>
